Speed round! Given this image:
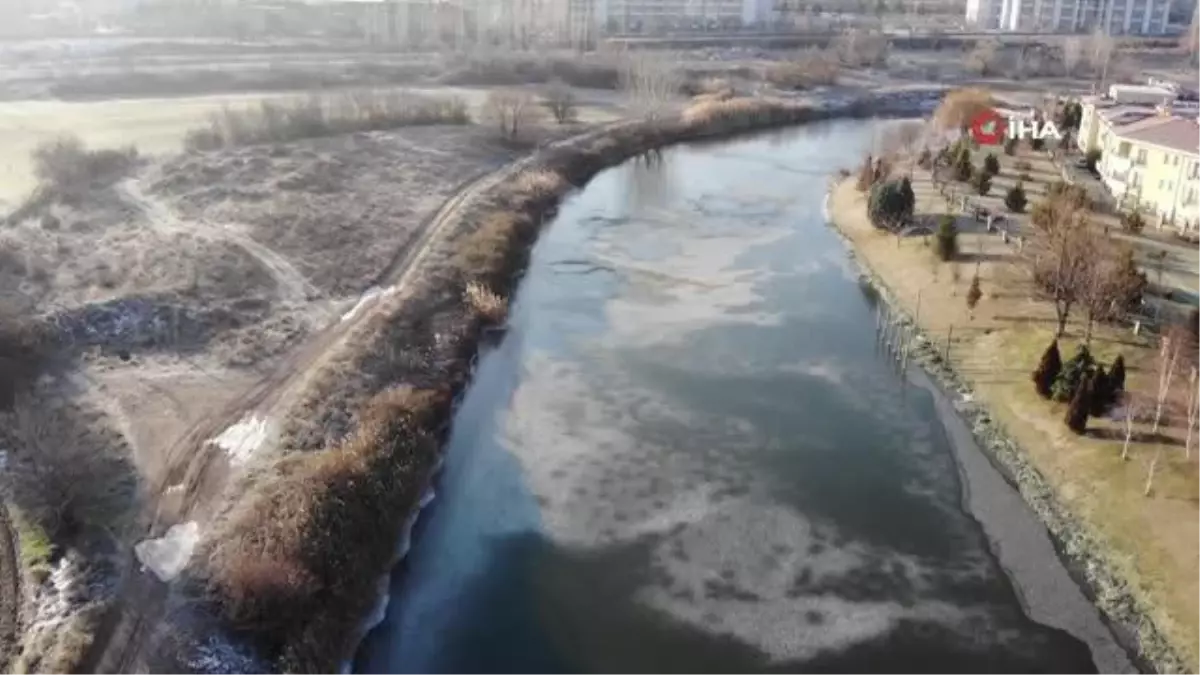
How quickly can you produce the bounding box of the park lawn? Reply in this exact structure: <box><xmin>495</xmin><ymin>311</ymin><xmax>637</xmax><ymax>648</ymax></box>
<box><xmin>830</xmin><ymin>152</ymin><xmax>1199</xmax><ymax>671</ymax></box>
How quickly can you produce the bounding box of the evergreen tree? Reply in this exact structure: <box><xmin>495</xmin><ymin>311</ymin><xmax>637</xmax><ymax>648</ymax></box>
<box><xmin>899</xmin><ymin>176</ymin><xmax>915</xmax><ymax>215</ymax></box>
<box><xmin>1032</xmin><ymin>339</ymin><xmax>1062</xmax><ymax>399</ymax></box>
<box><xmin>966</xmin><ymin>274</ymin><xmax>982</xmax><ymax>316</ymax></box>
<box><xmin>935</xmin><ymin>214</ymin><xmax>958</xmax><ymax>261</ymax></box>
<box><xmin>1089</xmin><ymin>363</ymin><xmax>1111</xmax><ymax>416</ymax></box>
<box><xmin>1109</xmin><ymin>354</ymin><xmax>1126</xmax><ymax>393</ymax></box>
<box><xmin>1030</xmin><ymin>136</ymin><xmax>1045</xmax><ymax>151</ymax></box>
<box><xmin>1052</xmin><ymin>345</ymin><xmax>1094</xmax><ymax>402</ymax></box>
<box><xmin>1003</xmin><ymin>137</ymin><xmax>1018</xmax><ymax>156</ymax></box>
<box><xmin>868</xmin><ymin>179</ymin><xmax>915</xmax><ymax>230</ymax></box>
<box><xmin>1065</xmin><ymin>372</ymin><xmax>1092</xmax><ymax>434</ymax></box>
<box><xmin>983</xmin><ymin>152</ymin><xmax>1000</xmax><ymax>176</ymax></box>
<box><xmin>953</xmin><ymin>146</ymin><xmax>973</xmax><ymax>182</ymax></box>
<box><xmin>1004</xmin><ymin>181</ymin><xmax>1027</xmax><ymax>213</ymax></box>
<box><xmin>971</xmin><ymin>170</ymin><xmax>992</xmax><ymax>195</ymax></box>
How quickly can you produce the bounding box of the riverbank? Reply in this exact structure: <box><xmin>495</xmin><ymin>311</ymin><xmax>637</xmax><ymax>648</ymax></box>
<box><xmin>176</xmin><ymin>93</ymin><xmax>943</xmax><ymax>673</ymax></box>
<box><xmin>825</xmin><ymin>178</ymin><xmax>1193</xmax><ymax>673</ymax></box>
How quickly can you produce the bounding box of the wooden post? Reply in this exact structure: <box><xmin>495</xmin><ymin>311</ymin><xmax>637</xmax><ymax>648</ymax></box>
<box><xmin>945</xmin><ymin>324</ymin><xmax>954</xmax><ymax>362</ymax></box>
<box><xmin>914</xmin><ymin>288</ymin><xmax>922</xmax><ymax>327</ymax></box>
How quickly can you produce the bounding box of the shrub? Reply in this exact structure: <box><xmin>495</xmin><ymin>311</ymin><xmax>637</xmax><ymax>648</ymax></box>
<box><xmin>541</xmin><ymin>79</ymin><xmax>577</xmax><ymax>124</ymax></box>
<box><xmin>916</xmin><ymin>147</ymin><xmax>933</xmax><ymax>169</ymax></box>
<box><xmin>1084</xmin><ymin>148</ymin><xmax>1101</xmax><ymax>172</ymax></box>
<box><xmin>1030</xmin><ymin>136</ymin><xmax>1045</xmax><ymax>151</ymax></box>
<box><xmin>1121</xmin><ymin>206</ymin><xmax>1146</xmax><ymax>233</ymax></box>
<box><xmin>1065</xmin><ymin>372</ymin><xmax>1092</xmax><ymax>434</ymax></box>
<box><xmin>935</xmin><ymin>214</ymin><xmax>958</xmax><ymax>261</ymax></box>
<box><xmin>31</xmin><ymin>136</ymin><xmax>139</xmax><ymax>189</ymax></box>
<box><xmin>966</xmin><ymin>274</ymin><xmax>982</xmax><ymax>314</ymax></box>
<box><xmin>1017</xmin><ymin>171</ymin><xmax>1033</xmax><ymax>183</ymax></box>
<box><xmin>1032</xmin><ymin>339</ymin><xmax>1062</xmax><ymax>399</ymax></box>
<box><xmin>202</xmin><ymin>387</ymin><xmax>448</xmax><ymax>672</ymax></box>
<box><xmin>971</xmin><ymin>170</ymin><xmax>992</xmax><ymax>195</ymax></box>
<box><xmin>1052</xmin><ymin>344</ymin><xmax>1094</xmax><ymax>402</ymax></box>
<box><xmin>983</xmin><ymin>152</ymin><xmax>1000</xmax><ymax>176</ymax></box>
<box><xmin>183</xmin><ymin>91</ymin><xmax>469</xmax><ymax>150</ymax></box>
<box><xmin>1005</xmin><ymin>182</ymin><xmax>1028</xmax><ymax>212</ymax></box>
<box><xmin>1003</xmin><ymin>137</ymin><xmax>1018</xmax><ymax>156</ymax></box>
<box><xmin>1014</xmin><ymin>159</ymin><xmax>1033</xmax><ymax>171</ymax></box>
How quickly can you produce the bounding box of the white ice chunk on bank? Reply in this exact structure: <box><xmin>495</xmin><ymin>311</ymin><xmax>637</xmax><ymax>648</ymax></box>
<box><xmin>135</xmin><ymin>521</ymin><xmax>200</xmax><ymax>582</ymax></box>
<box><xmin>211</xmin><ymin>414</ymin><xmax>269</xmax><ymax>466</ymax></box>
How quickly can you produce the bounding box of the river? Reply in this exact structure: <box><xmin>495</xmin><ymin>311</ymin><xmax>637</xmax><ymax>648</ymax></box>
<box><xmin>356</xmin><ymin>120</ymin><xmax>1131</xmax><ymax>673</ymax></box>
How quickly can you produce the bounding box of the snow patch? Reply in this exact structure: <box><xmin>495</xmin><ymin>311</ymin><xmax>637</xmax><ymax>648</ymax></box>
<box><xmin>210</xmin><ymin>414</ymin><xmax>269</xmax><ymax>466</ymax></box>
<box><xmin>340</xmin><ymin>285</ymin><xmax>396</xmax><ymax>323</ymax></box>
<box><xmin>135</xmin><ymin>521</ymin><xmax>200</xmax><ymax>582</ymax></box>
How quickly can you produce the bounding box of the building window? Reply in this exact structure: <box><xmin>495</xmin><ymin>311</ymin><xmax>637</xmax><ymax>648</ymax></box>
<box><xmin>1173</xmin><ymin>155</ymin><xmax>1180</xmax><ymax>166</ymax></box>
<box><xmin>1159</xmin><ymin>179</ymin><xmax>1166</xmax><ymax>189</ymax></box>
<box><xmin>1135</xmin><ymin>148</ymin><xmax>1147</xmax><ymax>164</ymax></box>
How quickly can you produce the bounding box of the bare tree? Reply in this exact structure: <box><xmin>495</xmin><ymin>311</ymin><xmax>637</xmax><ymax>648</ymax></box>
<box><xmin>620</xmin><ymin>52</ymin><xmax>682</xmax><ymax>119</ymax></box>
<box><xmin>482</xmin><ymin>89</ymin><xmax>538</xmax><ymax>140</ymax></box>
<box><xmin>1121</xmin><ymin>391</ymin><xmax>1144</xmax><ymax>461</ymax></box>
<box><xmin>1152</xmin><ymin>330</ymin><xmax>1182</xmax><ymax>436</ymax></box>
<box><xmin>1185</xmin><ymin>4</ymin><xmax>1200</xmax><ymax>59</ymax></box>
<box><xmin>1061</xmin><ymin>37</ymin><xmax>1083</xmax><ymax>76</ymax></box>
<box><xmin>932</xmin><ymin>87</ymin><xmax>993</xmax><ymax>133</ymax></box>
<box><xmin>542</xmin><ymin>79</ymin><xmax>577</xmax><ymax>124</ymax></box>
<box><xmin>1026</xmin><ymin>201</ymin><xmax>1097</xmax><ymax>337</ymax></box>
<box><xmin>1086</xmin><ymin>28</ymin><xmax>1116</xmax><ymax>87</ymax></box>
<box><xmin>1185</xmin><ymin>366</ymin><xmax>1199</xmax><ymax>459</ymax></box>
<box><xmin>1079</xmin><ymin>242</ymin><xmax>1145</xmax><ymax>345</ymax></box>
<box><xmin>966</xmin><ymin>39</ymin><xmax>1001</xmax><ymax>76</ymax></box>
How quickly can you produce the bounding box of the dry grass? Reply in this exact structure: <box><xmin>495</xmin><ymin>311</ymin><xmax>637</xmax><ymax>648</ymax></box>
<box><xmin>765</xmin><ymin>50</ymin><xmax>841</xmax><ymax>90</ymax></box>
<box><xmin>438</xmin><ymin>53</ymin><xmax>622</xmax><ymax>90</ymax></box>
<box><xmin>201</xmin><ymin>386</ymin><xmax>447</xmax><ymax>672</ymax></box>
<box><xmin>183</xmin><ymin>91</ymin><xmax>469</xmax><ymax>150</ymax></box>
<box><xmin>463</xmin><ymin>282</ymin><xmax>507</xmax><ymax>323</ymax></box>
<box><xmin>829</xmin><ymin>146</ymin><xmax>1199</xmax><ymax>670</ymax></box>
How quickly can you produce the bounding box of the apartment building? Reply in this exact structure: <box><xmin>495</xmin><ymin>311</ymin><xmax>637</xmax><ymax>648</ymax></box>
<box><xmin>576</xmin><ymin>0</ymin><xmax>766</xmax><ymax>32</ymax></box>
<box><xmin>1094</xmin><ymin>112</ymin><xmax>1200</xmax><ymax>234</ymax></box>
<box><xmin>966</xmin><ymin>0</ymin><xmax>1170</xmax><ymax>33</ymax></box>
<box><xmin>1076</xmin><ymin>88</ymin><xmax>1196</xmax><ymax>153</ymax></box>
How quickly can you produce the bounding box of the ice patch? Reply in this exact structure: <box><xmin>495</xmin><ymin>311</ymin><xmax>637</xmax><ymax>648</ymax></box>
<box><xmin>135</xmin><ymin>521</ymin><xmax>200</xmax><ymax>582</ymax></box>
<box><xmin>211</xmin><ymin>414</ymin><xmax>269</xmax><ymax>465</ymax></box>
<box><xmin>341</xmin><ymin>285</ymin><xmax>397</xmax><ymax>323</ymax></box>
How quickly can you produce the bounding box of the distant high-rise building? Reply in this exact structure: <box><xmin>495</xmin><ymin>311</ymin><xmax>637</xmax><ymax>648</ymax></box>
<box><xmin>966</xmin><ymin>0</ymin><xmax>1172</xmax><ymax>33</ymax></box>
<box><xmin>570</xmin><ymin>0</ymin><xmax>767</xmax><ymax>33</ymax></box>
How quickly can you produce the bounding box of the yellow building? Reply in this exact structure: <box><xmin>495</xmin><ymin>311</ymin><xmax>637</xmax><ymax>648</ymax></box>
<box><xmin>1096</xmin><ymin>112</ymin><xmax>1200</xmax><ymax>234</ymax></box>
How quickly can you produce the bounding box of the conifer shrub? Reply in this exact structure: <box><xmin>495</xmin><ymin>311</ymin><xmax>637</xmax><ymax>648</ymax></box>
<box><xmin>1032</xmin><ymin>339</ymin><xmax>1061</xmax><ymax>399</ymax></box>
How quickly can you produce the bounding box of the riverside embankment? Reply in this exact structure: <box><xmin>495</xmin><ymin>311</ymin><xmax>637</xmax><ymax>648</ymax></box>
<box><xmin>161</xmin><ymin>94</ymin><xmax>949</xmax><ymax>673</ymax></box>
<box><xmin>355</xmin><ymin>117</ymin><xmax>1131</xmax><ymax>673</ymax></box>
<box><xmin>824</xmin><ymin>176</ymin><xmax>1187</xmax><ymax>674</ymax></box>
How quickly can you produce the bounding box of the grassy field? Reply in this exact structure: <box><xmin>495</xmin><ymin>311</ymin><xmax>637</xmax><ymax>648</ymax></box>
<box><xmin>829</xmin><ymin>144</ymin><xmax>1199</xmax><ymax>671</ymax></box>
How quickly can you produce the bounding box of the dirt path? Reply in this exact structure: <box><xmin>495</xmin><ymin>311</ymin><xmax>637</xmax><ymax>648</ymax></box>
<box><xmin>0</xmin><ymin>504</ymin><xmax>20</xmax><ymax>672</ymax></box>
<box><xmin>86</xmin><ymin>155</ymin><xmax>525</xmax><ymax>674</ymax></box>
<box><xmin>117</xmin><ymin>178</ymin><xmax>317</xmax><ymax>304</ymax></box>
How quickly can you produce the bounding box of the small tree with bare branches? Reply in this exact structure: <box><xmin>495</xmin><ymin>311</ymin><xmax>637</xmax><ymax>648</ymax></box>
<box><xmin>1121</xmin><ymin>391</ymin><xmax>1144</xmax><ymax>461</ymax></box>
<box><xmin>1061</xmin><ymin>37</ymin><xmax>1084</xmax><ymax>75</ymax></box>
<box><xmin>483</xmin><ymin>89</ymin><xmax>538</xmax><ymax>141</ymax></box>
<box><xmin>932</xmin><ymin>87</ymin><xmax>993</xmax><ymax>134</ymax></box>
<box><xmin>1184</xmin><ymin>366</ymin><xmax>1198</xmax><ymax>459</ymax></box>
<box><xmin>620</xmin><ymin>52</ymin><xmax>682</xmax><ymax>119</ymax></box>
<box><xmin>542</xmin><ymin>79</ymin><xmax>577</xmax><ymax>124</ymax></box>
<box><xmin>1025</xmin><ymin>200</ymin><xmax>1097</xmax><ymax>337</ymax></box>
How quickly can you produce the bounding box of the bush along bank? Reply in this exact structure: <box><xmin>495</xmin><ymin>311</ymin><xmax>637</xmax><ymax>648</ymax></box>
<box><xmin>183</xmin><ymin>94</ymin><xmax>938</xmax><ymax>673</ymax></box>
<box><xmin>824</xmin><ymin>185</ymin><xmax>1186</xmax><ymax>675</ymax></box>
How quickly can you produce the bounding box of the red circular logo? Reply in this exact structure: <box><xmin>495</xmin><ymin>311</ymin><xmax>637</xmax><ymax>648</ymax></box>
<box><xmin>969</xmin><ymin>109</ymin><xmax>1007</xmax><ymax>145</ymax></box>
